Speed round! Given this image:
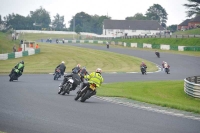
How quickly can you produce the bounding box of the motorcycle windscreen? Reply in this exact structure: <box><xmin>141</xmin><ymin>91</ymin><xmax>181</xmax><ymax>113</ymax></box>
<box><xmin>72</xmin><ymin>74</ymin><xmax>81</xmax><ymax>85</ymax></box>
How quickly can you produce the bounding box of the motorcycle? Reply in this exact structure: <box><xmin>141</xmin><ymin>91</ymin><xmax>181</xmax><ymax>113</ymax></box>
<box><xmin>74</xmin><ymin>82</ymin><xmax>97</xmax><ymax>102</ymax></box>
<box><xmin>9</xmin><ymin>68</ymin><xmax>20</xmax><ymax>81</ymax></box>
<box><xmin>58</xmin><ymin>73</ymin><xmax>81</xmax><ymax>95</ymax></box>
<box><xmin>165</xmin><ymin>67</ymin><xmax>170</xmax><ymax>74</ymax></box>
<box><xmin>155</xmin><ymin>52</ymin><xmax>160</xmax><ymax>58</ymax></box>
<box><xmin>141</xmin><ymin>66</ymin><xmax>147</xmax><ymax>75</ymax></box>
<box><xmin>107</xmin><ymin>44</ymin><xmax>109</xmax><ymax>49</ymax></box>
<box><xmin>54</xmin><ymin>68</ymin><xmax>62</xmax><ymax>80</ymax></box>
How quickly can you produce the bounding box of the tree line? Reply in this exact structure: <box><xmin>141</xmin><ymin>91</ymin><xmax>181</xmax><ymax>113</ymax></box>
<box><xmin>0</xmin><ymin>0</ymin><xmax>199</xmax><ymax>34</ymax></box>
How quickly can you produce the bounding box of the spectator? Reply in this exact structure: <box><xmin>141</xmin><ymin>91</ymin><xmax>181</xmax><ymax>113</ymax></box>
<box><xmin>35</xmin><ymin>44</ymin><xmax>39</xmax><ymax>49</ymax></box>
<box><xmin>20</xmin><ymin>40</ymin><xmax>23</xmax><ymax>44</ymax></box>
<box><xmin>13</xmin><ymin>45</ymin><xmax>16</xmax><ymax>52</ymax></box>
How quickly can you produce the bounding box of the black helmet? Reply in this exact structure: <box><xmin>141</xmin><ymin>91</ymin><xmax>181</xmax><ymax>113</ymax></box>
<box><xmin>21</xmin><ymin>61</ymin><xmax>24</xmax><ymax>64</ymax></box>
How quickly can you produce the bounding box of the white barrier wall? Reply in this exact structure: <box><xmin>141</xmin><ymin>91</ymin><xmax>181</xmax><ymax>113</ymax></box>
<box><xmin>123</xmin><ymin>43</ymin><xmax>126</xmax><ymax>47</ymax></box>
<box><xmin>89</xmin><ymin>40</ymin><xmax>93</xmax><ymax>43</ymax></box>
<box><xmin>131</xmin><ymin>43</ymin><xmax>137</xmax><ymax>48</ymax></box>
<box><xmin>161</xmin><ymin>44</ymin><xmax>170</xmax><ymax>50</ymax></box>
<box><xmin>143</xmin><ymin>43</ymin><xmax>152</xmax><ymax>48</ymax></box>
<box><xmin>178</xmin><ymin>46</ymin><xmax>185</xmax><ymax>51</ymax></box>
<box><xmin>28</xmin><ymin>49</ymin><xmax>35</xmax><ymax>55</ymax></box>
<box><xmin>98</xmin><ymin>41</ymin><xmax>103</xmax><ymax>44</ymax></box>
<box><xmin>0</xmin><ymin>54</ymin><xmax>8</xmax><ymax>60</ymax></box>
<box><xmin>72</xmin><ymin>40</ymin><xmax>76</xmax><ymax>43</ymax></box>
<box><xmin>80</xmin><ymin>40</ymin><xmax>84</xmax><ymax>43</ymax></box>
<box><xmin>15</xmin><ymin>52</ymin><xmax>23</xmax><ymax>58</ymax></box>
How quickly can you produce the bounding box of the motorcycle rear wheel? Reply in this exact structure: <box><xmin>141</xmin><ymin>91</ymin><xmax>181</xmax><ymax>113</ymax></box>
<box><xmin>9</xmin><ymin>73</ymin><xmax>15</xmax><ymax>81</ymax></box>
<box><xmin>80</xmin><ymin>90</ymin><xmax>92</xmax><ymax>102</ymax></box>
<box><xmin>61</xmin><ymin>83</ymin><xmax>70</xmax><ymax>95</ymax></box>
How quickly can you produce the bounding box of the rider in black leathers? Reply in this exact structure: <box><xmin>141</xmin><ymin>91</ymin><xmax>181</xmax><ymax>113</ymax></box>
<box><xmin>54</xmin><ymin>61</ymin><xmax>66</xmax><ymax>76</ymax></box>
<box><xmin>59</xmin><ymin>64</ymin><xmax>88</xmax><ymax>91</ymax></box>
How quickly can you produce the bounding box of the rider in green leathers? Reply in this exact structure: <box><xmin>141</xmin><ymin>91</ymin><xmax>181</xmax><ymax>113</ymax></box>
<box><xmin>9</xmin><ymin>61</ymin><xmax>25</xmax><ymax>79</ymax></box>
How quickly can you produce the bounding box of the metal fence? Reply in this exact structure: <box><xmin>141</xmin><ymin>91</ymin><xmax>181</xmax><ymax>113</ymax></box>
<box><xmin>184</xmin><ymin>76</ymin><xmax>200</xmax><ymax>98</ymax></box>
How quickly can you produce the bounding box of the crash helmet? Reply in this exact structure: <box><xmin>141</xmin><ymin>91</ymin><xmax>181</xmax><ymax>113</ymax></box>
<box><xmin>61</xmin><ymin>61</ymin><xmax>65</xmax><ymax>64</ymax></box>
<box><xmin>77</xmin><ymin>64</ymin><xmax>81</xmax><ymax>67</ymax></box>
<box><xmin>21</xmin><ymin>60</ymin><xmax>24</xmax><ymax>64</ymax></box>
<box><xmin>96</xmin><ymin>68</ymin><xmax>102</xmax><ymax>74</ymax></box>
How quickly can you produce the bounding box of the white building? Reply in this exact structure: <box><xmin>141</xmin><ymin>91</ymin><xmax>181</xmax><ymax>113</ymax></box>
<box><xmin>103</xmin><ymin>20</ymin><xmax>165</xmax><ymax>37</ymax></box>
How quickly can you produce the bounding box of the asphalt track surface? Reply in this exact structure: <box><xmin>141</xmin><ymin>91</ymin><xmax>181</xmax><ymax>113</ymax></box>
<box><xmin>0</xmin><ymin>43</ymin><xmax>200</xmax><ymax>133</ymax></box>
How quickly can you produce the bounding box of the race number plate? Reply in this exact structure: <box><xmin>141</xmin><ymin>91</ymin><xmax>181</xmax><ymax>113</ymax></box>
<box><xmin>90</xmin><ymin>84</ymin><xmax>96</xmax><ymax>91</ymax></box>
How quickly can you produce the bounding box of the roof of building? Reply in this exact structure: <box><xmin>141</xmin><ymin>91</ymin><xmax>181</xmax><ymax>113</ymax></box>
<box><xmin>103</xmin><ymin>20</ymin><xmax>165</xmax><ymax>30</ymax></box>
<box><xmin>190</xmin><ymin>15</ymin><xmax>200</xmax><ymax>22</ymax></box>
<box><xmin>178</xmin><ymin>15</ymin><xmax>200</xmax><ymax>26</ymax></box>
<box><xmin>178</xmin><ymin>19</ymin><xmax>191</xmax><ymax>26</ymax></box>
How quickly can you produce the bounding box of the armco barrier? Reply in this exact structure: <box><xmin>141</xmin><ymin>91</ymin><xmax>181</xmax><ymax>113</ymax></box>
<box><xmin>0</xmin><ymin>48</ymin><xmax>40</xmax><ymax>60</ymax></box>
<box><xmin>184</xmin><ymin>76</ymin><xmax>200</xmax><ymax>98</ymax></box>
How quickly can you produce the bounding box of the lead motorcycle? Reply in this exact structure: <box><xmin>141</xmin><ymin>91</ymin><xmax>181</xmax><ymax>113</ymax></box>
<box><xmin>58</xmin><ymin>73</ymin><xmax>81</xmax><ymax>95</ymax></box>
<box><xmin>74</xmin><ymin>80</ymin><xmax>97</xmax><ymax>102</ymax></box>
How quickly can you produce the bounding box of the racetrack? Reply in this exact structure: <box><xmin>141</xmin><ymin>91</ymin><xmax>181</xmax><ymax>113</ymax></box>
<box><xmin>0</xmin><ymin>43</ymin><xmax>200</xmax><ymax>133</ymax></box>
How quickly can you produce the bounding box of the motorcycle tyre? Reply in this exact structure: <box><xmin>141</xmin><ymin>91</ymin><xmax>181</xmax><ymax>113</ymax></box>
<box><xmin>80</xmin><ymin>90</ymin><xmax>92</xmax><ymax>102</ymax></box>
<box><xmin>61</xmin><ymin>83</ymin><xmax>70</xmax><ymax>95</ymax></box>
<box><xmin>9</xmin><ymin>73</ymin><xmax>15</xmax><ymax>82</ymax></box>
<box><xmin>74</xmin><ymin>93</ymin><xmax>81</xmax><ymax>101</ymax></box>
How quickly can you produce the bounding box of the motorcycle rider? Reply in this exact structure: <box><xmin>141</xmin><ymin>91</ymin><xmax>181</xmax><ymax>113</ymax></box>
<box><xmin>54</xmin><ymin>61</ymin><xmax>66</xmax><ymax>76</ymax></box>
<box><xmin>106</xmin><ymin>41</ymin><xmax>109</xmax><ymax>49</ymax></box>
<box><xmin>155</xmin><ymin>50</ymin><xmax>160</xmax><ymax>58</ymax></box>
<box><xmin>140</xmin><ymin>61</ymin><xmax>147</xmax><ymax>74</ymax></box>
<box><xmin>72</xmin><ymin>64</ymin><xmax>81</xmax><ymax>74</ymax></box>
<box><xmin>9</xmin><ymin>60</ymin><xmax>25</xmax><ymax>79</ymax></box>
<box><xmin>77</xmin><ymin>68</ymin><xmax>104</xmax><ymax>97</ymax></box>
<box><xmin>58</xmin><ymin>64</ymin><xmax>82</xmax><ymax>93</ymax></box>
<box><xmin>164</xmin><ymin>62</ymin><xmax>170</xmax><ymax>74</ymax></box>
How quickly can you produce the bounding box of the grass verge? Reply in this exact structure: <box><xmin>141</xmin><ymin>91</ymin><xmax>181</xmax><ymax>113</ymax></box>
<box><xmin>98</xmin><ymin>80</ymin><xmax>200</xmax><ymax>114</ymax></box>
<box><xmin>173</xmin><ymin>28</ymin><xmax>200</xmax><ymax>35</ymax></box>
<box><xmin>0</xmin><ymin>43</ymin><xmax>157</xmax><ymax>74</ymax></box>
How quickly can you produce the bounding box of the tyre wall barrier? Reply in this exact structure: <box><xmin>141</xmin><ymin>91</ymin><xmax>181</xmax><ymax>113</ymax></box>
<box><xmin>63</xmin><ymin>40</ymin><xmax>199</xmax><ymax>51</ymax></box>
<box><xmin>0</xmin><ymin>48</ymin><xmax>40</xmax><ymax>60</ymax></box>
<box><xmin>184</xmin><ymin>76</ymin><xmax>200</xmax><ymax>98</ymax></box>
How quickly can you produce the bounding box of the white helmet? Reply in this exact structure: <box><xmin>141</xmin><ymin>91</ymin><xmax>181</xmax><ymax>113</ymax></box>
<box><xmin>96</xmin><ymin>68</ymin><xmax>102</xmax><ymax>73</ymax></box>
<box><xmin>61</xmin><ymin>61</ymin><xmax>65</xmax><ymax>64</ymax></box>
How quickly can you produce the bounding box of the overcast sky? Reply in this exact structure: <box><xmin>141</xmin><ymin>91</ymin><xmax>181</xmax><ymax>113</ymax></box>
<box><xmin>0</xmin><ymin>0</ymin><xmax>190</xmax><ymax>27</ymax></box>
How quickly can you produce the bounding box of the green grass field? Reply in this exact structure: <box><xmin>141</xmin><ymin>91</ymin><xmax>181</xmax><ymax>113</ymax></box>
<box><xmin>99</xmin><ymin>80</ymin><xmax>200</xmax><ymax>114</ymax></box>
<box><xmin>173</xmin><ymin>28</ymin><xmax>200</xmax><ymax>35</ymax></box>
<box><xmin>0</xmin><ymin>43</ymin><xmax>157</xmax><ymax>73</ymax></box>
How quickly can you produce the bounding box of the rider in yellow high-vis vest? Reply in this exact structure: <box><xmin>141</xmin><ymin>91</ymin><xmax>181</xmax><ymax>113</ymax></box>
<box><xmin>79</xmin><ymin>68</ymin><xmax>104</xmax><ymax>96</ymax></box>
